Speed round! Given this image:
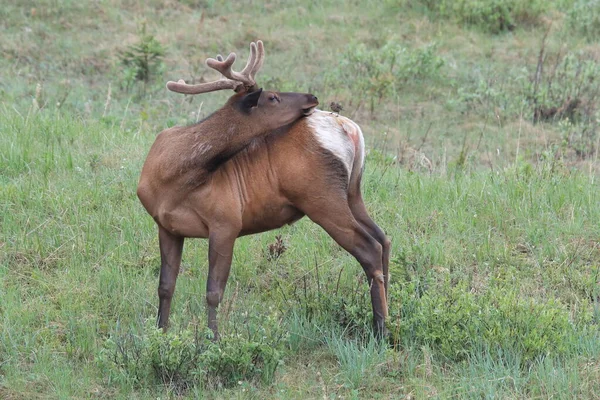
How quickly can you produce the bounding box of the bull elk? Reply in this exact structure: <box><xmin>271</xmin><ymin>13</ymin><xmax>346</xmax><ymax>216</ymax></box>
<box><xmin>137</xmin><ymin>41</ymin><xmax>391</xmax><ymax>339</ymax></box>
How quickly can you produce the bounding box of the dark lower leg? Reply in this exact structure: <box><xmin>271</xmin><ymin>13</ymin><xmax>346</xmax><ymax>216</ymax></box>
<box><xmin>369</xmin><ymin>273</ymin><xmax>388</xmax><ymax>338</ymax></box>
<box><xmin>206</xmin><ymin>230</ymin><xmax>237</xmax><ymax>340</ymax></box>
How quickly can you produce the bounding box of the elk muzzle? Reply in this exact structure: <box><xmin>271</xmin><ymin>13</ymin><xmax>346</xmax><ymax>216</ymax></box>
<box><xmin>302</xmin><ymin>95</ymin><xmax>319</xmax><ymax>116</ymax></box>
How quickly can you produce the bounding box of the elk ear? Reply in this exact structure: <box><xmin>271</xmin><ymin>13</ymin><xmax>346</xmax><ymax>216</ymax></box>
<box><xmin>240</xmin><ymin>88</ymin><xmax>263</xmax><ymax>111</ymax></box>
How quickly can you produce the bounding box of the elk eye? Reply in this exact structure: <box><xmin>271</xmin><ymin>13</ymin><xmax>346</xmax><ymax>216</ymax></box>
<box><xmin>269</xmin><ymin>94</ymin><xmax>279</xmax><ymax>102</ymax></box>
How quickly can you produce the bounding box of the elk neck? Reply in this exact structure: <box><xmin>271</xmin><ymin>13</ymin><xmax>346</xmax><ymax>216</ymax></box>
<box><xmin>181</xmin><ymin>93</ymin><xmax>272</xmax><ymax>176</ymax></box>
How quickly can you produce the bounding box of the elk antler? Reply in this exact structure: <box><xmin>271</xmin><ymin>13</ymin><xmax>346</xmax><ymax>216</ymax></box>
<box><xmin>166</xmin><ymin>40</ymin><xmax>265</xmax><ymax>95</ymax></box>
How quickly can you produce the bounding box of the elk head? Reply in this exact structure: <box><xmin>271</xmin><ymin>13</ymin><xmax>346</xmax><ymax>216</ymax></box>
<box><xmin>166</xmin><ymin>40</ymin><xmax>319</xmax><ymax>130</ymax></box>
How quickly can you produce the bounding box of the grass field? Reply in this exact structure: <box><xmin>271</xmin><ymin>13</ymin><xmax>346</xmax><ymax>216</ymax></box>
<box><xmin>2</xmin><ymin>0</ymin><xmax>600</xmax><ymax>398</ymax></box>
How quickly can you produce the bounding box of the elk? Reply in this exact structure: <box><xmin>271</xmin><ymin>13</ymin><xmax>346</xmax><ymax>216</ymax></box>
<box><xmin>137</xmin><ymin>41</ymin><xmax>391</xmax><ymax>339</ymax></box>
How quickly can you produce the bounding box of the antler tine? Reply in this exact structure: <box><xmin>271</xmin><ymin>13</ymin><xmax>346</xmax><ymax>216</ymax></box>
<box><xmin>206</xmin><ymin>52</ymin><xmax>254</xmax><ymax>87</ymax></box>
<box><xmin>249</xmin><ymin>40</ymin><xmax>265</xmax><ymax>80</ymax></box>
<box><xmin>205</xmin><ymin>52</ymin><xmax>237</xmax><ymax>77</ymax></box>
<box><xmin>239</xmin><ymin>41</ymin><xmax>258</xmax><ymax>77</ymax></box>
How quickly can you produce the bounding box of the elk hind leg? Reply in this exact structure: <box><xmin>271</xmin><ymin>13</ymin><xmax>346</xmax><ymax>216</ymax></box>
<box><xmin>302</xmin><ymin>200</ymin><xmax>388</xmax><ymax>337</ymax></box>
<box><xmin>348</xmin><ymin>192</ymin><xmax>391</xmax><ymax>298</ymax></box>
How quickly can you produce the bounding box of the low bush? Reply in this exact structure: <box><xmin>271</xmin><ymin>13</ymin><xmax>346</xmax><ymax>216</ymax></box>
<box><xmin>326</xmin><ymin>42</ymin><xmax>444</xmax><ymax>114</ymax></box>
<box><xmin>146</xmin><ymin>327</ymin><xmax>207</xmax><ymax>392</ymax></box>
<box><xmin>97</xmin><ymin>321</ymin><xmax>283</xmax><ymax>393</ymax></box>
<box><xmin>202</xmin><ymin>337</ymin><xmax>281</xmax><ymax>388</ymax></box>
<box><xmin>388</xmin><ymin>278</ymin><xmax>586</xmax><ymax>364</ymax></box>
<box><xmin>568</xmin><ymin>0</ymin><xmax>600</xmax><ymax>41</ymax></box>
<box><xmin>404</xmin><ymin>0</ymin><xmax>550</xmax><ymax>33</ymax></box>
<box><xmin>530</xmin><ymin>52</ymin><xmax>600</xmax><ymax>123</ymax></box>
<box><xmin>530</xmin><ymin>48</ymin><xmax>600</xmax><ymax>158</ymax></box>
<box><xmin>455</xmin><ymin>46</ymin><xmax>600</xmax><ymax>159</ymax></box>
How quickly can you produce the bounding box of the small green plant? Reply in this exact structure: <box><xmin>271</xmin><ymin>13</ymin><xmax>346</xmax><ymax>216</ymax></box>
<box><xmin>455</xmin><ymin>73</ymin><xmax>528</xmax><ymax>117</ymax></box>
<box><xmin>557</xmin><ymin>114</ymin><xmax>600</xmax><ymax>159</ymax></box>
<box><xmin>329</xmin><ymin>295</ymin><xmax>373</xmax><ymax>338</ymax></box>
<box><xmin>288</xmin><ymin>265</ymin><xmax>375</xmax><ymax>339</ymax></box>
<box><xmin>119</xmin><ymin>23</ymin><xmax>165</xmax><ymax>93</ymax></box>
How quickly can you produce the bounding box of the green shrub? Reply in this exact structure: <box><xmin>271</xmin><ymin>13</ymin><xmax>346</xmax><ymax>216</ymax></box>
<box><xmin>530</xmin><ymin>52</ymin><xmax>600</xmax><ymax>120</ymax></box>
<box><xmin>97</xmin><ymin>325</ymin><xmax>152</xmax><ymax>387</ymax></box>
<box><xmin>96</xmin><ymin>323</ymin><xmax>207</xmax><ymax>392</ymax></box>
<box><xmin>202</xmin><ymin>337</ymin><xmax>281</xmax><ymax>388</ymax></box>
<box><xmin>456</xmin><ymin>47</ymin><xmax>600</xmax><ymax>159</ymax></box>
<box><xmin>288</xmin><ymin>274</ymin><xmax>375</xmax><ymax>340</ymax></box>
<box><xmin>409</xmin><ymin>0</ymin><xmax>549</xmax><ymax>33</ymax></box>
<box><xmin>326</xmin><ymin>42</ymin><xmax>444</xmax><ymax>114</ymax></box>
<box><xmin>388</xmin><ymin>279</ymin><xmax>583</xmax><ymax>364</ymax></box>
<box><xmin>454</xmin><ymin>69</ymin><xmax>530</xmax><ymax>117</ymax></box>
<box><xmin>330</xmin><ymin>296</ymin><xmax>374</xmax><ymax>338</ymax></box>
<box><xmin>146</xmin><ymin>327</ymin><xmax>207</xmax><ymax>392</ymax></box>
<box><xmin>568</xmin><ymin>0</ymin><xmax>600</xmax><ymax>40</ymax></box>
<box><xmin>557</xmin><ymin>114</ymin><xmax>600</xmax><ymax>160</ymax></box>
<box><xmin>97</xmin><ymin>321</ymin><xmax>283</xmax><ymax>393</ymax></box>
<box><xmin>442</xmin><ymin>0</ymin><xmax>518</xmax><ymax>32</ymax></box>
<box><xmin>529</xmin><ymin>50</ymin><xmax>600</xmax><ymax>158</ymax></box>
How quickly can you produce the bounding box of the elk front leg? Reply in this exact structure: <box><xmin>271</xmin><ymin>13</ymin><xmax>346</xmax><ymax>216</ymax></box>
<box><xmin>206</xmin><ymin>229</ymin><xmax>237</xmax><ymax>340</ymax></box>
<box><xmin>157</xmin><ymin>226</ymin><xmax>184</xmax><ymax>331</ymax></box>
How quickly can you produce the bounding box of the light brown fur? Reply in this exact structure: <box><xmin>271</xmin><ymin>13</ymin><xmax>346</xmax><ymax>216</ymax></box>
<box><xmin>138</xmin><ymin>109</ymin><xmax>391</xmax><ymax>339</ymax></box>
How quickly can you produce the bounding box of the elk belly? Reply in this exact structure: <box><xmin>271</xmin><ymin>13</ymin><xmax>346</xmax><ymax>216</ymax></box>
<box><xmin>240</xmin><ymin>203</ymin><xmax>304</xmax><ymax>236</ymax></box>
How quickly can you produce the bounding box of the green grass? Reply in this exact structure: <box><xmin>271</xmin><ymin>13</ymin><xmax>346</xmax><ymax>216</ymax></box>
<box><xmin>2</xmin><ymin>0</ymin><xmax>600</xmax><ymax>398</ymax></box>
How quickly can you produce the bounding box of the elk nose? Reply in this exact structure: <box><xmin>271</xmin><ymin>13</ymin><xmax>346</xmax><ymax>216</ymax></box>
<box><xmin>311</xmin><ymin>95</ymin><xmax>318</xmax><ymax>104</ymax></box>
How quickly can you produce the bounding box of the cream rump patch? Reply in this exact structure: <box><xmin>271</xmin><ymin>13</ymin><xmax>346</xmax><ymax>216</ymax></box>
<box><xmin>306</xmin><ymin>110</ymin><xmax>364</xmax><ymax>179</ymax></box>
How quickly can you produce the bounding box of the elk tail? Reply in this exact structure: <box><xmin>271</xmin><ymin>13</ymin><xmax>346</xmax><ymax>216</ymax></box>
<box><xmin>341</xmin><ymin>119</ymin><xmax>366</xmax><ymax>198</ymax></box>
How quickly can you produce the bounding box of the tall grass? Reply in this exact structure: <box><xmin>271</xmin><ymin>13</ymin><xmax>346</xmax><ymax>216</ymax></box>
<box><xmin>325</xmin><ymin>330</ymin><xmax>388</xmax><ymax>390</ymax></box>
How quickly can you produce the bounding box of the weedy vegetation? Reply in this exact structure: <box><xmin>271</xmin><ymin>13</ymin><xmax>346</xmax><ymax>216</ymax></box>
<box><xmin>1</xmin><ymin>0</ymin><xmax>600</xmax><ymax>398</ymax></box>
